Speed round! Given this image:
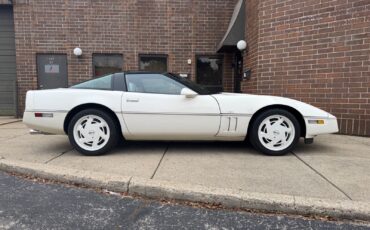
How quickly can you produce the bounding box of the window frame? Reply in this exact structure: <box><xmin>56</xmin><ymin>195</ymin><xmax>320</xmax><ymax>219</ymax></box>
<box><xmin>112</xmin><ymin>73</ymin><xmax>126</xmax><ymax>91</ymax></box>
<box><xmin>138</xmin><ymin>54</ymin><xmax>168</xmax><ymax>73</ymax></box>
<box><xmin>92</xmin><ymin>53</ymin><xmax>123</xmax><ymax>78</ymax></box>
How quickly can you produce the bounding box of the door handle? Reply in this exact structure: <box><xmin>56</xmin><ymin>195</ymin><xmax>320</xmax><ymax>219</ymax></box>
<box><xmin>126</xmin><ymin>98</ymin><xmax>139</xmax><ymax>102</ymax></box>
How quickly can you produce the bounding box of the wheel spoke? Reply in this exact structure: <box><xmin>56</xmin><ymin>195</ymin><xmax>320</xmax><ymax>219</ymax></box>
<box><xmin>268</xmin><ymin>138</ymin><xmax>280</xmax><ymax>147</ymax></box>
<box><xmin>280</xmin><ymin>136</ymin><xmax>288</xmax><ymax>145</ymax></box>
<box><xmin>265</xmin><ymin>121</ymin><xmax>273</xmax><ymax>132</ymax></box>
<box><xmin>86</xmin><ymin>117</ymin><xmax>94</xmax><ymax>127</ymax></box>
<box><xmin>95</xmin><ymin>123</ymin><xmax>108</xmax><ymax>139</ymax></box>
<box><xmin>91</xmin><ymin>137</ymin><xmax>100</xmax><ymax>148</ymax></box>
<box><xmin>281</xmin><ymin>126</ymin><xmax>292</xmax><ymax>133</ymax></box>
<box><xmin>80</xmin><ymin>136</ymin><xmax>89</xmax><ymax>143</ymax></box>
<box><xmin>273</xmin><ymin>117</ymin><xmax>284</xmax><ymax>128</ymax></box>
<box><xmin>259</xmin><ymin>131</ymin><xmax>272</xmax><ymax>140</ymax></box>
<box><xmin>98</xmin><ymin>128</ymin><xmax>108</xmax><ymax>140</ymax></box>
<box><xmin>77</xmin><ymin>124</ymin><xmax>88</xmax><ymax>137</ymax></box>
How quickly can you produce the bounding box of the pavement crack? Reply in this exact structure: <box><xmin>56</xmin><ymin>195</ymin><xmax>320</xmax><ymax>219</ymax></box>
<box><xmin>0</xmin><ymin>133</ymin><xmax>28</xmax><ymax>142</ymax></box>
<box><xmin>0</xmin><ymin>120</ymin><xmax>22</xmax><ymax>126</ymax></box>
<box><xmin>150</xmin><ymin>143</ymin><xmax>169</xmax><ymax>179</ymax></box>
<box><xmin>44</xmin><ymin>148</ymin><xmax>73</xmax><ymax>164</ymax></box>
<box><xmin>291</xmin><ymin>151</ymin><xmax>353</xmax><ymax>200</ymax></box>
<box><xmin>127</xmin><ymin>176</ymin><xmax>133</xmax><ymax>193</ymax></box>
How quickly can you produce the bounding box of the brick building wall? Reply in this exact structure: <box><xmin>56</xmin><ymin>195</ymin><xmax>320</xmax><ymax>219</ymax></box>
<box><xmin>241</xmin><ymin>0</ymin><xmax>259</xmax><ymax>94</ymax></box>
<box><xmin>242</xmin><ymin>0</ymin><xmax>370</xmax><ymax>136</ymax></box>
<box><xmin>9</xmin><ymin>0</ymin><xmax>370</xmax><ymax>136</ymax></box>
<box><xmin>13</xmin><ymin>0</ymin><xmax>236</xmax><ymax>114</ymax></box>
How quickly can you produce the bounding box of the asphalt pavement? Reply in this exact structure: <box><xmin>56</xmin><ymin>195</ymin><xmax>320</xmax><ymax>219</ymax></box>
<box><xmin>0</xmin><ymin>171</ymin><xmax>369</xmax><ymax>230</ymax></box>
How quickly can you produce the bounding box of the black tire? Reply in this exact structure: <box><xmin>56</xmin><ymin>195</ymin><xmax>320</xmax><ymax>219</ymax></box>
<box><xmin>67</xmin><ymin>109</ymin><xmax>119</xmax><ymax>156</ymax></box>
<box><xmin>249</xmin><ymin>109</ymin><xmax>300</xmax><ymax>156</ymax></box>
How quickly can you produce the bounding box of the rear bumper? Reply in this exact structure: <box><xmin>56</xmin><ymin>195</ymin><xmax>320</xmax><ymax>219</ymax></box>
<box><xmin>23</xmin><ymin>111</ymin><xmax>67</xmax><ymax>135</ymax></box>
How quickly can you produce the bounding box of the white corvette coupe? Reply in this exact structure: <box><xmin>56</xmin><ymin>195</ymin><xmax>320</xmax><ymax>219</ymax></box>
<box><xmin>23</xmin><ymin>72</ymin><xmax>338</xmax><ymax>156</ymax></box>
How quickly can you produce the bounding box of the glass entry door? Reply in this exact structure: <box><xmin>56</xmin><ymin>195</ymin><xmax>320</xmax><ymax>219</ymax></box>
<box><xmin>234</xmin><ymin>52</ymin><xmax>243</xmax><ymax>93</ymax></box>
<box><xmin>196</xmin><ymin>55</ymin><xmax>223</xmax><ymax>94</ymax></box>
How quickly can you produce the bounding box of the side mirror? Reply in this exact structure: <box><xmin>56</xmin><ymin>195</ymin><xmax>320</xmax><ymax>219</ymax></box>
<box><xmin>181</xmin><ymin>88</ymin><xmax>198</xmax><ymax>98</ymax></box>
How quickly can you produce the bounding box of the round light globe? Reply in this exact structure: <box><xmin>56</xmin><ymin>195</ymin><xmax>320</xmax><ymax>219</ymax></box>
<box><xmin>237</xmin><ymin>40</ymin><xmax>247</xmax><ymax>51</ymax></box>
<box><xmin>73</xmin><ymin>47</ymin><xmax>82</xmax><ymax>56</ymax></box>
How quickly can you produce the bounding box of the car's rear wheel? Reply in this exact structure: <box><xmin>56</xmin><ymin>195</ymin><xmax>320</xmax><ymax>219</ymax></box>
<box><xmin>249</xmin><ymin>109</ymin><xmax>300</xmax><ymax>156</ymax></box>
<box><xmin>68</xmin><ymin>109</ymin><xmax>118</xmax><ymax>156</ymax></box>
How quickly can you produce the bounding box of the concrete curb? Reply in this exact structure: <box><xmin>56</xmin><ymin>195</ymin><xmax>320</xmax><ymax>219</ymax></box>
<box><xmin>0</xmin><ymin>159</ymin><xmax>130</xmax><ymax>193</ymax></box>
<box><xmin>1</xmin><ymin>159</ymin><xmax>370</xmax><ymax>221</ymax></box>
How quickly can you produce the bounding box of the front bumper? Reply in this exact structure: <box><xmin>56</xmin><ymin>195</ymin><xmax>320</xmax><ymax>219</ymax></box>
<box><xmin>304</xmin><ymin>115</ymin><xmax>339</xmax><ymax>138</ymax></box>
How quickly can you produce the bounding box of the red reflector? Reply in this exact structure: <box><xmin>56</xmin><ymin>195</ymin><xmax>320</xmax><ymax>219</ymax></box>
<box><xmin>34</xmin><ymin>112</ymin><xmax>53</xmax><ymax>118</ymax></box>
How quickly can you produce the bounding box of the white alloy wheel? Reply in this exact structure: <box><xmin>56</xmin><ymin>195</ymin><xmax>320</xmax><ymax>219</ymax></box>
<box><xmin>73</xmin><ymin>115</ymin><xmax>111</xmax><ymax>151</ymax></box>
<box><xmin>257</xmin><ymin>115</ymin><xmax>295</xmax><ymax>152</ymax></box>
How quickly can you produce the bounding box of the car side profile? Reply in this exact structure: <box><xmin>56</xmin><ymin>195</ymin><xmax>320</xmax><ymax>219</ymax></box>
<box><xmin>23</xmin><ymin>72</ymin><xmax>339</xmax><ymax>156</ymax></box>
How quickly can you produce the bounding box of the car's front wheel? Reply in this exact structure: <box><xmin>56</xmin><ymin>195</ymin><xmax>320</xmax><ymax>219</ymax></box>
<box><xmin>68</xmin><ymin>109</ymin><xmax>118</xmax><ymax>156</ymax></box>
<box><xmin>249</xmin><ymin>109</ymin><xmax>300</xmax><ymax>156</ymax></box>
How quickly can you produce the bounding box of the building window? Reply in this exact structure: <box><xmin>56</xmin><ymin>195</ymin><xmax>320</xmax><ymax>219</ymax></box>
<box><xmin>196</xmin><ymin>55</ymin><xmax>223</xmax><ymax>93</ymax></box>
<box><xmin>139</xmin><ymin>54</ymin><xmax>168</xmax><ymax>72</ymax></box>
<box><xmin>93</xmin><ymin>54</ymin><xmax>123</xmax><ymax>77</ymax></box>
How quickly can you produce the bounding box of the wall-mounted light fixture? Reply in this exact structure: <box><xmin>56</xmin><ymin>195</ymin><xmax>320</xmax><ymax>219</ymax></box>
<box><xmin>237</xmin><ymin>40</ymin><xmax>247</xmax><ymax>51</ymax></box>
<box><xmin>73</xmin><ymin>47</ymin><xmax>82</xmax><ymax>57</ymax></box>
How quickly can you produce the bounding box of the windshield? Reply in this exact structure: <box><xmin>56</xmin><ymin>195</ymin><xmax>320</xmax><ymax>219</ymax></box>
<box><xmin>165</xmin><ymin>73</ymin><xmax>210</xmax><ymax>95</ymax></box>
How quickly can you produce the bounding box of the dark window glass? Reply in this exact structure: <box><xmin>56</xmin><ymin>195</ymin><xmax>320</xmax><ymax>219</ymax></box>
<box><xmin>126</xmin><ymin>74</ymin><xmax>185</xmax><ymax>95</ymax></box>
<box><xmin>93</xmin><ymin>54</ymin><xmax>122</xmax><ymax>77</ymax></box>
<box><xmin>165</xmin><ymin>73</ymin><xmax>210</xmax><ymax>95</ymax></box>
<box><xmin>71</xmin><ymin>74</ymin><xmax>113</xmax><ymax>90</ymax></box>
<box><xmin>139</xmin><ymin>55</ymin><xmax>167</xmax><ymax>72</ymax></box>
<box><xmin>196</xmin><ymin>56</ymin><xmax>223</xmax><ymax>93</ymax></box>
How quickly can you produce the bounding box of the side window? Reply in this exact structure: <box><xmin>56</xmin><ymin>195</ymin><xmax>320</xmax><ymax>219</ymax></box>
<box><xmin>71</xmin><ymin>74</ymin><xmax>113</xmax><ymax>90</ymax></box>
<box><xmin>126</xmin><ymin>74</ymin><xmax>185</xmax><ymax>95</ymax></box>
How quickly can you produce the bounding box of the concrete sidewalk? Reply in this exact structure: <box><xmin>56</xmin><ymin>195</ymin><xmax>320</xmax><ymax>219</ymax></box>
<box><xmin>1</xmin><ymin>121</ymin><xmax>370</xmax><ymax>220</ymax></box>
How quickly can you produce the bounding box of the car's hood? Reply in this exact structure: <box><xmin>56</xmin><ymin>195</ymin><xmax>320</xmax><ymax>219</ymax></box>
<box><xmin>212</xmin><ymin>92</ymin><xmax>331</xmax><ymax>118</ymax></box>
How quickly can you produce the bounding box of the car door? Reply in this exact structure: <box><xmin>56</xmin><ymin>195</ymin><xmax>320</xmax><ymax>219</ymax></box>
<box><xmin>121</xmin><ymin>73</ymin><xmax>221</xmax><ymax>140</ymax></box>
